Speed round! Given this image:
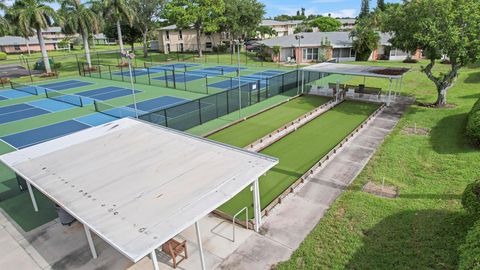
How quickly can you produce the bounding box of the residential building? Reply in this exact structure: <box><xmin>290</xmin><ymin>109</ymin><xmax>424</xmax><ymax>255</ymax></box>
<box><xmin>0</xmin><ymin>36</ymin><xmax>58</xmax><ymax>54</ymax></box>
<box><xmin>41</xmin><ymin>27</ymin><xmax>69</xmax><ymax>42</ymax></box>
<box><xmin>337</xmin><ymin>18</ymin><xmax>357</xmax><ymax>30</ymax></box>
<box><xmin>260</xmin><ymin>32</ymin><xmax>421</xmax><ymax>63</ymax></box>
<box><xmin>157</xmin><ymin>25</ymin><xmax>230</xmax><ymax>54</ymax></box>
<box><xmin>259</xmin><ymin>20</ymin><xmax>303</xmax><ymax>38</ymax></box>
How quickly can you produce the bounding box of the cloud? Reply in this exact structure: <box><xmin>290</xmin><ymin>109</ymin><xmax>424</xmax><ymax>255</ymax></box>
<box><xmin>322</xmin><ymin>9</ymin><xmax>357</xmax><ymax>18</ymax></box>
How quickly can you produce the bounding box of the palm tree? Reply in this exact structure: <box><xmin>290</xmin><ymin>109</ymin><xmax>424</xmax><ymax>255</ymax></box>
<box><xmin>0</xmin><ymin>1</ymin><xmax>10</xmax><ymax>36</ymax></box>
<box><xmin>59</xmin><ymin>0</ymin><xmax>100</xmax><ymax>70</ymax></box>
<box><xmin>9</xmin><ymin>0</ymin><xmax>58</xmax><ymax>73</ymax></box>
<box><xmin>103</xmin><ymin>0</ymin><xmax>134</xmax><ymax>54</ymax></box>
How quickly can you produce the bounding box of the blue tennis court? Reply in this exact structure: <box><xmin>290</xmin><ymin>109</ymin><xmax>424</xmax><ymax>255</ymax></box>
<box><xmin>76</xmin><ymin>86</ymin><xmax>142</xmax><ymax>101</ymax></box>
<box><xmin>208</xmin><ymin>77</ymin><xmax>267</xmax><ymax>90</ymax></box>
<box><xmin>38</xmin><ymin>80</ymin><xmax>93</xmax><ymax>91</ymax></box>
<box><xmin>0</xmin><ymin>96</ymin><xmax>6</xmax><ymax>101</ymax></box>
<box><xmin>153</xmin><ymin>73</ymin><xmax>205</xmax><ymax>83</ymax></box>
<box><xmin>113</xmin><ymin>68</ymin><xmax>161</xmax><ymax>77</ymax></box>
<box><xmin>0</xmin><ymin>104</ymin><xmax>50</xmax><ymax>125</ymax></box>
<box><xmin>1</xmin><ymin>120</ymin><xmax>91</xmax><ymax>149</ymax></box>
<box><xmin>98</xmin><ymin>96</ymin><xmax>189</xmax><ymax>119</ymax></box>
<box><xmin>127</xmin><ymin>96</ymin><xmax>188</xmax><ymax>112</ymax></box>
<box><xmin>0</xmin><ymin>89</ymin><xmax>33</xmax><ymax>99</ymax></box>
<box><xmin>0</xmin><ymin>99</ymin><xmax>77</xmax><ymax>125</ymax></box>
<box><xmin>75</xmin><ymin>113</ymin><xmax>118</xmax><ymax>126</ymax></box>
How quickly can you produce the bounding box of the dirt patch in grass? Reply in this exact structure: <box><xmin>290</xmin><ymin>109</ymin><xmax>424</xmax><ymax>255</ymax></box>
<box><xmin>362</xmin><ymin>181</ymin><xmax>398</xmax><ymax>198</ymax></box>
<box><xmin>401</xmin><ymin>126</ymin><xmax>430</xmax><ymax>135</ymax></box>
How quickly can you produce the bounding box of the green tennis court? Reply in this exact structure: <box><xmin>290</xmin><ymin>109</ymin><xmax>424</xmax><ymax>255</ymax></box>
<box><xmin>208</xmin><ymin>95</ymin><xmax>331</xmax><ymax>147</ymax></box>
<box><xmin>216</xmin><ymin>100</ymin><xmax>381</xmax><ymax>219</ymax></box>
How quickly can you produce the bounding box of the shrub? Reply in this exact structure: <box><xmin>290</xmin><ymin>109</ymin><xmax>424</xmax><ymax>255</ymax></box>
<box><xmin>462</xmin><ymin>181</ymin><xmax>480</xmax><ymax>218</ymax></box>
<box><xmin>403</xmin><ymin>58</ymin><xmax>418</xmax><ymax>63</ymax></box>
<box><xmin>458</xmin><ymin>221</ymin><xmax>480</xmax><ymax>270</ymax></box>
<box><xmin>0</xmin><ymin>52</ymin><xmax>7</xmax><ymax>60</ymax></box>
<box><xmin>466</xmin><ymin>99</ymin><xmax>480</xmax><ymax>146</ymax></box>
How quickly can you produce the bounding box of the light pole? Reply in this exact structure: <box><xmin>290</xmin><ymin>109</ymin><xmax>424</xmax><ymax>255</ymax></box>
<box><xmin>237</xmin><ymin>40</ymin><xmax>242</xmax><ymax>119</ymax></box>
<box><xmin>295</xmin><ymin>34</ymin><xmax>304</xmax><ymax>94</ymax></box>
<box><xmin>122</xmin><ymin>50</ymin><xmax>139</xmax><ymax>119</ymax></box>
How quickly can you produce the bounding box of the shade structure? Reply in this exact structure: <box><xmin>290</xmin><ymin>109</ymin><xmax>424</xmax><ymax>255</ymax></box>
<box><xmin>302</xmin><ymin>62</ymin><xmax>410</xmax><ymax>79</ymax></box>
<box><xmin>0</xmin><ymin>118</ymin><xmax>278</xmax><ymax>263</ymax></box>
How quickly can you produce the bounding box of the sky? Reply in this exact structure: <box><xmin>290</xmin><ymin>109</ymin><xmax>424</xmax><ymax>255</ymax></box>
<box><xmin>4</xmin><ymin>0</ymin><xmax>402</xmax><ymax>19</ymax></box>
<box><xmin>260</xmin><ymin>0</ymin><xmax>401</xmax><ymax>18</ymax></box>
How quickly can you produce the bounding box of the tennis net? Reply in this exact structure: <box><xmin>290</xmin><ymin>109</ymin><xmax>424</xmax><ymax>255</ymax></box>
<box><xmin>94</xmin><ymin>100</ymin><xmax>140</xmax><ymax>119</ymax></box>
<box><xmin>44</xmin><ymin>89</ymin><xmax>85</xmax><ymax>107</ymax></box>
<box><xmin>10</xmin><ymin>81</ymin><xmax>38</xmax><ymax>95</ymax></box>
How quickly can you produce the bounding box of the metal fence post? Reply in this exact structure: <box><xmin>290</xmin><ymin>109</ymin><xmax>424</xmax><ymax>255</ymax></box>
<box><xmin>25</xmin><ymin>58</ymin><xmax>33</xmax><ymax>83</ymax></box>
<box><xmin>147</xmin><ymin>67</ymin><xmax>151</xmax><ymax>85</ymax></box>
<box><xmin>205</xmin><ymin>76</ymin><xmax>209</xmax><ymax>94</ymax></box>
<box><xmin>198</xmin><ymin>99</ymin><xmax>202</xmax><ymax>124</ymax></box>
<box><xmin>172</xmin><ymin>70</ymin><xmax>177</xmax><ymax>89</ymax></box>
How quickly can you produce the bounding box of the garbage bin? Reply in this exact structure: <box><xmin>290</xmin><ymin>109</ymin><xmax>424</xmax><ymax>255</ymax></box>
<box><xmin>359</xmin><ymin>84</ymin><xmax>365</xmax><ymax>93</ymax></box>
<box><xmin>55</xmin><ymin>204</ymin><xmax>76</xmax><ymax>225</ymax></box>
<box><xmin>15</xmin><ymin>174</ymin><xmax>27</xmax><ymax>191</ymax></box>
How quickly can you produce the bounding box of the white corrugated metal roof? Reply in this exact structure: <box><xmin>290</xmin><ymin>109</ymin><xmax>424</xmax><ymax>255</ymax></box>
<box><xmin>303</xmin><ymin>62</ymin><xmax>410</xmax><ymax>79</ymax></box>
<box><xmin>0</xmin><ymin>118</ymin><xmax>278</xmax><ymax>262</ymax></box>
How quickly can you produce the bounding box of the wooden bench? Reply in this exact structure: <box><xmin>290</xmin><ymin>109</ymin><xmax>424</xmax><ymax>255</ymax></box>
<box><xmin>161</xmin><ymin>239</ymin><xmax>188</xmax><ymax>268</ymax></box>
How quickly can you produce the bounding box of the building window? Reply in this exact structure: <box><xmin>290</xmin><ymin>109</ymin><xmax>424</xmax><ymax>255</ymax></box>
<box><xmin>179</xmin><ymin>30</ymin><xmax>183</xmax><ymax>40</ymax></box>
<box><xmin>390</xmin><ymin>48</ymin><xmax>407</xmax><ymax>57</ymax></box>
<box><xmin>14</xmin><ymin>44</ymin><xmax>20</xmax><ymax>51</ymax></box>
<box><xmin>166</xmin><ymin>31</ymin><xmax>170</xmax><ymax>40</ymax></box>
<box><xmin>333</xmin><ymin>48</ymin><xmax>355</xmax><ymax>58</ymax></box>
<box><xmin>350</xmin><ymin>49</ymin><xmax>356</xmax><ymax>58</ymax></box>
<box><xmin>180</xmin><ymin>43</ymin><xmax>184</xmax><ymax>52</ymax></box>
<box><xmin>206</xmin><ymin>42</ymin><xmax>212</xmax><ymax>49</ymax></box>
<box><xmin>302</xmin><ymin>48</ymin><xmax>319</xmax><ymax>61</ymax></box>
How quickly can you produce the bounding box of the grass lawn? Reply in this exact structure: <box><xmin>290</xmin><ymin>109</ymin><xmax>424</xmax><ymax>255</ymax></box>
<box><xmin>217</xmin><ymin>101</ymin><xmax>380</xmax><ymax>219</ymax></box>
<box><xmin>208</xmin><ymin>95</ymin><xmax>330</xmax><ymax>147</ymax></box>
<box><xmin>276</xmin><ymin>61</ymin><xmax>480</xmax><ymax>269</ymax></box>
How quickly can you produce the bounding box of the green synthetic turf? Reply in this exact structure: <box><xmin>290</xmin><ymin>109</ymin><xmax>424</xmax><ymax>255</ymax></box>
<box><xmin>217</xmin><ymin>101</ymin><xmax>380</xmax><ymax>219</ymax></box>
<box><xmin>207</xmin><ymin>95</ymin><xmax>331</xmax><ymax>147</ymax></box>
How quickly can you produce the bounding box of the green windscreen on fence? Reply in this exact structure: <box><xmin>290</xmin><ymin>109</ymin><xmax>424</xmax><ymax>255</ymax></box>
<box><xmin>90</xmin><ymin>67</ymin><xmax>331</xmax><ymax>131</ymax></box>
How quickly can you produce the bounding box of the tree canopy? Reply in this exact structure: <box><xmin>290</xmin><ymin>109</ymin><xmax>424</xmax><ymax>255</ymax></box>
<box><xmin>308</xmin><ymin>17</ymin><xmax>341</xmax><ymax>32</ymax></box>
<box><xmin>223</xmin><ymin>0</ymin><xmax>265</xmax><ymax>40</ymax></box>
<box><xmin>359</xmin><ymin>0</ymin><xmax>371</xmax><ymax>18</ymax></box>
<box><xmin>350</xmin><ymin>16</ymin><xmax>379</xmax><ymax>61</ymax></box>
<box><xmin>382</xmin><ymin>0</ymin><xmax>480</xmax><ymax>106</ymax></box>
<box><xmin>163</xmin><ymin>0</ymin><xmax>225</xmax><ymax>57</ymax></box>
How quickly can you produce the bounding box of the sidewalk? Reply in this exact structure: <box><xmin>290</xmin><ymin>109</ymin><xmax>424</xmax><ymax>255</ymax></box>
<box><xmin>217</xmin><ymin>97</ymin><xmax>413</xmax><ymax>269</ymax></box>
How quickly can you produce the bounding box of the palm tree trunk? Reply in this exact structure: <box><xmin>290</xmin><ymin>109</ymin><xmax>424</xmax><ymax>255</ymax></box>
<box><xmin>116</xmin><ymin>19</ymin><xmax>124</xmax><ymax>52</ymax></box>
<box><xmin>36</xmin><ymin>27</ymin><xmax>51</xmax><ymax>73</ymax></box>
<box><xmin>25</xmin><ymin>38</ymin><xmax>31</xmax><ymax>55</ymax></box>
<box><xmin>82</xmin><ymin>29</ymin><xmax>92</xmax><ymax>69</ymax></box>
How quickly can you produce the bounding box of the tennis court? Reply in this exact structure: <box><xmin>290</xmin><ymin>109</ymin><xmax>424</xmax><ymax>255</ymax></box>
<box><xmin>0</xmin><ymin>89</ymin><xmax>33</xmax><ymax>100</ymax></box>
<box><xmin>213</xmin><ymin>100</ymin><xmax>381</xmax><ymax>219</ymax></box>
<box><xmin>208</xmin><ymin>70</ymin><xmax>288</xmax><ymax>90</ymax></box>
<box><xmin>38</xmin><ymin>80</ymin><xmax>93</xmax><ymax>91</ymax></box>
<box><xmin>0</xmin><ymin>99</ymin><xmax>78</xmax><ymax>125</ymax></box>
<box><xmin>112</xmin><ymin>63</ymin><xmax>200</xmax><ymax>77</ymax></box>
<box><xmin>2</xmin><ymin>120</ymin><xmax>93</xmax><ymax>149</ymax></box>
<box><xmin>75</xmin><ymin>86</ymin><xmax>142</xmax><ymax>101</ymax></box>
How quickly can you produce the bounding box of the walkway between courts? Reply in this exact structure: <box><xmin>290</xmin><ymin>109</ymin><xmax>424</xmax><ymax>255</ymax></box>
<box><xmin>217</xmin><ymin>96</ymin><xmax>414</xmax><ymax>269</ymax></box>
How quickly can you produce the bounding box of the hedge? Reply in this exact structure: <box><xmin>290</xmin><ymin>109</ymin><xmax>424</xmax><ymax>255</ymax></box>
<box><xmin>462</xmin><ymin>180</ymin><xmax>480</xmax><ymax>219</ymax></box>
<box><xmin>458</xmin><ymin>220</ymin><xmax>480</xmax><ymax>270</ymax></box>
<box><xmin>466</xmin><ymin>99</ymin><xmax>480</xmax><ymax>146</ymax></box>
<box><xmin>0</xmin><ymin>52</ymin><xmax>7</xmax><ymax>60</ymax></box>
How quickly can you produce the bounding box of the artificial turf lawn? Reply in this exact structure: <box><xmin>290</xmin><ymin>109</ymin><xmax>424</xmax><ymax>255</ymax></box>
<box><xmin>207</xmin><ymin>95</ymin><xmax>331</xmax><ymax>147</ymax></box>
<box><xmin>277</xmin><ymin>61</ymin><xmax>480</xmax><ymax>269</ymax></box>
<box><xmin>217</xmin><ymin>100</ymin><xmax>380</xmax><ymax>219</ymax></box>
